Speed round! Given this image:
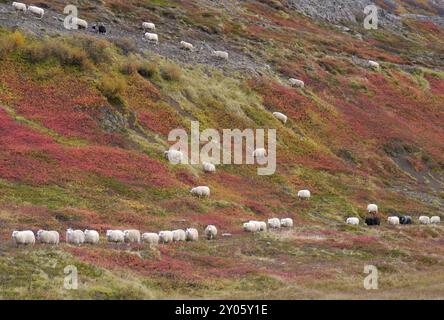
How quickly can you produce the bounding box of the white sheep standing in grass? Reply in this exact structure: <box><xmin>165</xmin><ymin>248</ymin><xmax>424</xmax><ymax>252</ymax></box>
<box><xmin>28</xmin><ymin>5</ymin><xmax>44</xmax><ymax>18</ymax></box>
<box><xmin>142</xmin><ymin>233</ymin><xmax>159</xmax><ymax>245</ymax></box>
<box><xmin>367</xmin><ymin>204</ymin><xmax>378</xmax><ymax>213</ymax></box>
<box><xmin>142</xmin><ymin>22</ymin><xmax>156</xmax><ymax>30</ymax></box>
<box><xmin>164</xmin><ymin>150</ymin><xmax>184</xmax><ymax>164</ymax></box>
<box><xmin>297</xmin><ymin>190</ymin><xmax>311</xmax><ymax>200</ymax></box>
<box><xmin>202</xmin><ymin>161</ymin><xmax>216</xmax><ymax>173</ymax></box>
<box><xmin>12</xmin><ymin>230</ymin><xmax>35</xmax><ymax>246</ymax></box>
<box><xmin>66</xmin><ymin>229</ymin><xmax>85</xmax><ymax>245</ymax></box>
<box><xmin>144</xmin><ymin>32</ymin><xmax>159</xmax><ymax>43</ymax></box>
<box><xmin>368</xmin><ymin>60</ymin><xmax>380</xmax><ymax>71</ymax></box>
<box><xmin>212</xmin><ymin>50</ymin><xmax>228</xmax><ymax>60</ymax></box>
<box><xmin>185</xmin><ymin>228</ymin><xmax>199</xmax><ymax>241</ymax></box>
<box><xmin>243</xmin><ymin>222</ymin><xmax>259</xmax><ymax>233</ymax></box>
<box><xmin>346</xmin><ymin>217</ymin><xmax>360</xmax><ymax>225</ymax></box>
<box><xmin>106</xmin><ymin>230</ymin><xmax>125</xmax><ymax>243</ymax></box>
<box><xmin>124</xmin><ymin>229</ymin><xmax>141</xmax><ymax>243</ymax></box>
<box><xmin>419</xmin><ymin>216</ymin><xmax>431</xmax><ymax>225</ymax></box>
<box><xmin>252</xmin><ymin>148</ymin><xmax>267</xmax><ymax>160</ymax></box>
<box><xmin>205</xmin><ymin>225</ymin><xmax>217</xmax><ymax>240</ymax></box>
<box><xmin>273</xmin><ymin>112</ymin><xmax>288</xmax><ymax>124</ymax></box>
<box><xmin>159</xmin><ymin>231</ymin><xmax>174</xmax><ymax>244</ymax></box>
<box><xmin>72</xmin><ymin>17</ymin><xmax>88</xmax><ymax>30</ymax></box>
<box><xmin>431</xmin><ymin>216</ymin><xmax>441</xmax><ymax>224</ymax></box>
<box><xmin>12</xmin><ymin>2</ymin><xmax>27</xmax><ymax>12</ymax></box>
<box><xmin>268</xmin><ymin>218</ymin><xmax>281</xmax><ymax>229</ymax></box>
<box><xmin>84</xmin><ymin>230</ymin><xmax>100</xmax><ymax>244</ymax></box>
<box><xmin>180</xmin><ymin>41</ymin><xmax>194</xmax><ymax>51</ymax></box>
<box><xmin>280</xmin><ymin>218</ymin><xmax>294</xmax><ymax>228</ymax></box>
<box><xmin>190</xmin><ymin>186</ymin><xmax>211</xmax><ymax>198</ymax></box>
<box><xmin>36</xmin><ymin>230</ymin><xmax>60</xmax><ymax>245</ymax></box>
<box><xmin>172</xmin><ymin>229</ymin><xmax>186</xmax><ymax>242</ymax></box>
<box><xmin>387</xmin><ymin>216</ymin><xmax>400</xmax><ymax>225</ymax></box>
<box><xmin>289</xmin><ymin>78</ymin><xmax>305</xmax><ymax>88</ymax></box>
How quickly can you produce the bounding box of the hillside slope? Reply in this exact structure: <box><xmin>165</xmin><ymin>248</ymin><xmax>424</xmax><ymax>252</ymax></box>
<box><xmin>0</xmin><ymin>0</ymin><xmax>443</xmax><ymax>299</ymax></box>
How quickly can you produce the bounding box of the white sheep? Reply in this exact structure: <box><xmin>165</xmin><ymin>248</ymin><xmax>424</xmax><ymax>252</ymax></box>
<box><xmin>159</xmin><ymin>231</ymin><xmax>174</xmax><ymax>244</ymax></box>
<box><xmin>368</xmin><ymin>60</ymin><xmax>380</xmax><ymax>71</ymax></box>
<box><xmin>66</xmin><ymin>229</ymin><xmax>85</xmax><ymax>245</ymax></box>
<box><xmin>252</xmin><ymin>148</ymin><xmax>267</xmax><ymax>159</ymax></box>
<box><xmin>142</xmin><ymin>22</ymin><xmax>156</xmax><ymax>31</ymax></box>
<box><xmin>106</xmin><ymin>230</ymin><xmax>125</xmax><ymax>243</ymax></box>
<box><xmin>12</xmin><ymin>2</ymin><xmax>27</xmax><ymax>12</ymax></box>
<box><xmin>172</xmin><ymin>229</ymin><xmax>186</xmax><ymax>242</ymax></box>
<box><xmin>84</xmin><ymin>229</ymin><xmax>100</xmax><ymax>244</ymax></box>
<box><xmin>257</xmin><ymin>221</ymin><xmax>267</xmax><ymax>232</ymax></box>
<box><xmin>180</xmin><ymin>41</ymin><xmax>194</xmax><ymax>51</ymax></box>
<box><xmin>12</xmin><ymin>230</ymin><xmax>35</xmax><ymax>246</ymax></box>
<box><xmin>297</xmin><ymin>190</ymin><xmax>311</xmax><ymax>200</ymax></box>
<box><xmin>185</xmin><ymin>228</ymin><xmax>199</xmax><ymax>241</ymax></box>
<box><xmin>205</xmin><ymin>225</ymin><xmax>217</xmax><ymax>240</ymax></box>
<box><xmin>142</xmin><ymin>233</ymin><xmax>159</xmax><ymax>245</ymax></box>
<box><xmin>212</xmin><ymin>50</ymin><xmax>229</xmax><ymax>60</ymax></box>
<box><xmin>267</xmin><ymin>218</ymin><xmax>281</xmax><ymax>229</ymax></box>
<box><xmin>431</xmin><ymin>216</ymin><xmax>441</xmax><ymax>224</ymax></box>
<box><xmin>419</xmin><ymin>216</ymin><xmax>431</xmax><ymax>225</ymax></box>
<box><xmin>72</xmin><ymin>17</ymin><xmax>88</xmax><ymax>30</ymax></box>
<box><xmin>124</xmin><ymin>229</ymin><xmax>141</xmax><ymax>243</ymax></box>
<box><xmin>367</xmin><ymin>204</ymin><xmax>378</xmax><ymax>213</ymax></box>
<box><xmin>36</xmin><ymin>230</ymin><xmax>60</xmax><ymax>245</ymax></box>
<box><xmin>243</xmin><ymin>222</ymin><xmax>259</xmax><ymax>233</ymax></box>
<box><xmin>202</xmin><ymin>161</ymin><xmax>216</xmax><ymax>173</ymax></box>
<box><xmin>272</xmin><ymin>112</ymin><xmax>288</xmax><ymax>124</ymax></box>
<box><xmin>28</xmin><ymin>5</ymin><xmax>44</xmax><ymax>18</ymax></box>
<box><xmin>280</xmin><ymin>218</ymin><xmax>294</xmax><ymax>228</ymax></box>
<box><xmin>164</xmin><ymin>149</ymin><xmax>184</xmax><ymax>164</ymax></box>
<box><xmin>144</xmin><ymin>32</ymin><xmax>159</xmax><ymax>43</ymax></box>
<box><xmin>190</xmin><ymin>186</ymin><xmax>211</xmax><ymax>198</ymax></box>
<box><xmin>289</xmin><ymin>78</ymin><xmax>305</xmax><ymax>88</ymax></box>
<box><xmin>387</xmin><ymin>216</ymin><xmax>400</xmax><ymax>225</ymax></box>
<box><xmin>346</xmin><ymin>217</ymin><xmax>360</xmax><ymax>225</ymax></box>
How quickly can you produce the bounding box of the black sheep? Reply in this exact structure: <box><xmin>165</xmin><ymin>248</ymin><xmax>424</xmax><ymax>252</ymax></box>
<box><xmin>399</xmin><ymin>216</ymin><xmax>412</xmax><ymax>225</ymax></box>
<box><xmin>365</xmin><ymin>217</ymin><xmax>380</xmax><ymax>226</ymax></box>
<box><xmin>98</xmin><ymin>25</ymin><xmax>107</xmax><ymax>34</ymax></box>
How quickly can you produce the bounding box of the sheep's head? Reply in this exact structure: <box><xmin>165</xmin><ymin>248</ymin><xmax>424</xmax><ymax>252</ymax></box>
<box><xmin>12</xmin><ymin>231</ymin><xmax>18</xmax><ymax>238</ymax></box>
<box><xmin>37</xmin><ymin>230</ymin><xmax>44</xmax><ymax>238</ymax></box>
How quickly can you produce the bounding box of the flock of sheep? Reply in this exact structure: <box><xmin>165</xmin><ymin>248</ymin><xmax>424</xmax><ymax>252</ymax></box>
<box><xmin>346</xmin><ymin>204</ymin><xmax>441</xmax><ymax>226</ymax></box>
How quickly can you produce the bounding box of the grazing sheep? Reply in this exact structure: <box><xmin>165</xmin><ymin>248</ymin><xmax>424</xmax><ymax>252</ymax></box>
<box><xmin>365</xmin><ymin>216</ymin><xmax>380</xmax><ymax>226</ymax></box>
<box><xmin>36</xmin><ymin>230</ymin><xmax>60</xmax><ymax>245</ymax></box>
<box><xmin>142</xmin><ymin>22</ymin><xmax>156</xmax><ymax>31</ymax></box>
<box><xmin>159</xmin><ymin>231</ymin><xmax>174</xmax><ymax>244</ymax></box>
<box><xmin>202</xmin><ymin>161</ymin><xmax>216</xmax><ymax>173</ymax></box>
<box><xmin>297</xmin><ymin>190</ymin><xmax>311</xmax><ymax>200</ymax></box>
<box><xmin>387</xmin><ymin>216</ymin><xmax>400</xmax><ymax>225</ymax></box>
<box><xmin>185</xmin><ymin>228</ymin><xmax>199</xmax><ymax>241</ymax></box>
<box><xmin>142</xmin><ymin>233</ymin><xmax>159</xmax><ymax>245</ymax></box>
<box><xmin>272</xmin><ymin>112</ymin><xmax>288</xmax><ymax>124</ymax></box>
<box><xmin>212</xmin><ymin>50</ymin><xmax>229</xmax><ymax>60</ymax></box>
<box><xmin>12</xmin><ymin>2</ymin><xmax>27</xmax><ymax>12</ymax></box>
<box><xmin>28</xmin><ymin>5</ymin><xmax>44</xmax><ymax>18</ymax></box>
<box><xmin>419</xmin><ymin>216</ymin><xmax>431</xmax><ymax>225</ymax></box>
<box><xmin>84</xmin><ymin>229</ymin><xmax>100</xmax><ymax>244</ymax></box>
<box><xmin>257</xmin><ymin>221</ymin><xmax>267</xmax><ymax>232</ymax></box>
<box><xmin>164</xmin><ymin>150</ymin><xmax>184</xmax><ymax>164</ymax></box>
<box><xmin>180</xmin><ymin>41</ymin><xmax>194</xmax><ymax>51</ymax></box>
<box><xmin>252</xmin><ymin>148</ymin><xmax>267</xmax><ymax>159</ymax></box>
<box><xmin>98</xmin><ymin>25</ymin><xmax>107</xmax><ymax>34</ymax></box>
<box><xmin>368</xmin><ymin>60</ymin><xmax>380</xmax><ymax>71</ymax></box>
<box><xmin>399</xmin><ymin>216</ymin><xmax>412</xmax><ymax>225</ymax></box>
<box><xmin>190</xmin><ymin>186</ymin><xmax>211</xmax><ymax>198</ymax></box>
<box><xmin>106</xmin><ymin>230</ymin><xmax>125</xmax><ymax>243</ymax></box>
<box><xmin>243</xmin><ymin>222</ymin><xmax>259</xmax><ymax>233</ymax></box>
<box><xmin>66</xmin><ymin>229</ymin><xmax>85</xmax><ymax>245</ymax></box>
<box><xmin>367</xmin><ymin>204</ymin><xmax>378</xmax><ymax>213</ymax></box>
<box><xmin>124</xmin><ymin>229</ymin><xmax>141</xmax><ymax>243</ymax></box>
<box><xmin>280</xmin><ymin>218</ymin><xmax>294</xmax><ymax>228</ymax></box>
<box><xmin>268</xmin><ymin>218</ymin><xmax>281</xmax><ymax>229</ymax></box>
<box><xmin>72</xmin><ymin>17</ymin><xmax>88</xmax><ymax>30</ymax></box>
<box><xmin>289</xmin><ymin>78</ymin><xmax>305</xmax><ymax>88</ymax></box>
<box><xmin>431</xmin><ymin>216</ymin><xmax>441</xmax><ymax>224</ymax></box>
<box><xmin>144</xmin><ymin>32</ymin><xmax>159</xmax><ymax>43</ymax></box>
<box><xmin>12</xmin><ymin>230</ymin><xmax>35</xmax><ymax>246</ymax></box>
<box><xmin>172</xmin><ymin>229</ymin><xmax>186</xmax><ymax>242</ymax></box>
<box><xmin>205</xmin><ymin>225</ymin><xmax>217</xmax><ymax>240</ymax></box>
<box><xmin>346</xmin><ymin>217</ymin><xmax>359</xmax><ymax>225</ymax></box>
